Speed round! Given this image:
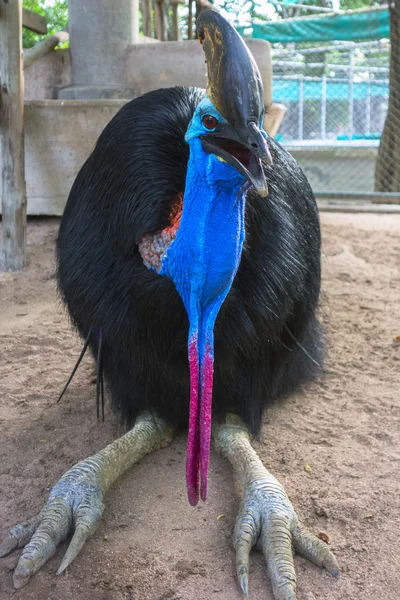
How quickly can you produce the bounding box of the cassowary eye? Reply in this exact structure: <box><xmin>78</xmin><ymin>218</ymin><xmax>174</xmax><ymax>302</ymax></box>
<box><xmin>202</xmin><ymin>115</ymin><xmax>218</xmax><ymax>130</ymax></box>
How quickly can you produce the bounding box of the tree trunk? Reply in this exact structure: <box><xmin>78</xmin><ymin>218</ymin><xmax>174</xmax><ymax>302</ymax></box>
<box><xmin>141</xmin><ymin>0</ymin><xmax>153</xmax><ymax>37</ymax></box>
<box><xmin>0</xmin><ymin>0</ymin><xmax>27</xmax><ymax>271</ymax></box>
<box><xmin>171</xmin><ymin>0</ymin><xmax>179</xmax><ymax>41</ymax></box>
<box><xmin>375</xmin><ymin>1</ymin><xmax>400</xmax><ymax>192</ymax></box>
<box><xmin>188</xmin><ymin>0</ymin><xmax>193</xmax><ymax>40</ymax></box>
<box><xmin>155</xmin><ymin>0</ymin><xmax>167</xmax><ymax>40</ymax></box>
<box><xmin>194</xmin><ymin>0</ymin><xmax>213</xmax><ymax>37</ymax></box>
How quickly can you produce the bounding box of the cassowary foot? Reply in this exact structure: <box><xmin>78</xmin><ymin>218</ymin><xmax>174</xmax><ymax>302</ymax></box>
<box><xmin>235</xmin><ymin>477</ymin><xmax>338</xmax><ymax>599</ymax></box>
<box><xmin>213</xmin><ymin>414</ymin><xmax>339</xmax><ymax>600</ymax></box>
<box><xmin>0</xmin><ymin>413</ymin><xmax>173</xmax><ymax>589</ymax></box>
<box><xmin>0</xmin><ymin>461</ymin><xmax>105</xmax><ymax>588</ymax></box>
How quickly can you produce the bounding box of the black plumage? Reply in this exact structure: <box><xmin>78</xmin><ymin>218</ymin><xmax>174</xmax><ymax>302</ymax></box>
<box><xmin>57</xmin><ymin>86</ymin><xmax>323</xmax><ymax>436</ymax></box>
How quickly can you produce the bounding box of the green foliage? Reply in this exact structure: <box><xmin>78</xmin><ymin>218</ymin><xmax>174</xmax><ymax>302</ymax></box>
<box><xmin>214</xmin><ymin>0</ymin><xmax>271</xmax><ymax>27</ymax></box>
<box><xmin>213</xmin><ymin>0</ymin><xmax>380</xmax><ymax>29</ymax></box>
<box><xmin>22</xmin><ymin>0</ymin><xmax>68</xmax><ymax>49</ymax></box>
<box><xmin>340</xmin><ymin>0</ymin><xmax>379</xmax><ymax>9</ymax></box>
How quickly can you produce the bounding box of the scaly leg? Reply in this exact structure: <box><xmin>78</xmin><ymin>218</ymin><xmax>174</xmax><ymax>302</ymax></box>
<box><xmin>213</xmin><ymin>414</ymin><xmax>339</xmax><ymax>600</ymax></box>
<box><xmin>0</xmin><ymin>412</ymin><xmax>174</xmax><ymax>589</ymax></box>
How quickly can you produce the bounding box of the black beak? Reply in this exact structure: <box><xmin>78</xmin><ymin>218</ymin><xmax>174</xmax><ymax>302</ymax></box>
<box><xmin>197</xmin><ymin>10</ymin><xmax>272</xmax><ymax>196</ymax></box>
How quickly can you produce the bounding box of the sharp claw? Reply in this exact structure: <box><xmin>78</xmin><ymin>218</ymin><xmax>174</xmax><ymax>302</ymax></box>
<box><xmin>0</xmin><ymin>518</ymin><xmax>41</xmax><ymax>557</ymax></box>
<box><xmin>56</xmin><ymin>523</ymin><xmax>96</xmax><ymax>575</ymax></box>
<box><xmin>272</xmin><ymin>585</ymin><xmax>296</xmax><ymax>600</ymax></box>
<box><xmin>57</xmin><ymin>545</ymin><xmax>78</xmax><ymax>576</ymax></box>
<box><xmin>330</xmin><ymin>569</ymin><xmax>340</xmax><ymax>579</ymax></box>
<box><xmin>238</xmin><ymin>568</ymin><xmax>248</xmax><ymax>596</ymax></box>
<box><xmin>13</xmin><ymin>557</ymin><xmax>35</xmax><ymax>589</ymax></box>
<box><xmin>323</xmin><ymin>554</ymin><xmax>340</xmax><ymax>579</ymax></box>
<box><xmin>0</xmin><ymin>536</ymin><xmax>18</xmax><ymax>557</ymax></box>
<box><xmin>234</xmin><ymin>514</ymin><xmax>256</xmax><ymax>598</ymax></box>
<box><xmin>236</xmin><ymin>546</ymin><xmax>250</xmax><ymax>596</ymax></box>
<box><xmin>292</xmin><ymin>522</ymin><xmax>339</xmax><ymax>581</ymax></box>
<box><xmin>56</xmin><ymin>559</ymin><xmax>71</xmax><ymax>576</ymax></box>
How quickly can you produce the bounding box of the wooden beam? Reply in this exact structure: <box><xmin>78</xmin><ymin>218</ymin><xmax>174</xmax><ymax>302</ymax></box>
<box><xmin>0</xmin><ymin>0</ymin><xmax>27</xmax><ymax>271</ymax></box>
<box><xmin>24</xmin><ymin>32</ymin><xmax>69</xmax><ymax>69</ymax></box>
<box><xmin>22</xmin><ymin>8</ymin><xmax>47</xmax><ymax>34</ymax></box>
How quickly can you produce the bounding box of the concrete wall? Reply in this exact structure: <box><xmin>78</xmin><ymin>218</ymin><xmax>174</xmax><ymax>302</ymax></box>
<box><xmin>287</xmin><ymin>144</ymin><xmax>378</xmax><ymax>193</ymax></box>
<box><xmin>0</xmin><ymin>101</ymin><xmax>123</xmax><ymax>216</ymax></box>
<box><xmin>124</xmin><ymin>39</ymin><xmax>272</xmax><ymax>104</ymax></box>
<box><xmin>5</xmin><ymin>40</ymin><xmax>278</xmax><ymax>216</ymax></box>
<box><xmin>24</xmin><ymin>50</ymin><xmax>71</xmax><ymax>100</ymax></box>
<box><xmin>3</xmin><ymin>41</ymin><xmax>373</xmax><ymax>216</ymax></box>
<box><xmin>0</xmin><ymin>102</ymin><xmax>378</xmax><ymax>217</ymax></box>
<box><xmin>22</xmin><ymin>39</ymin><xmax>272</xmax><ymax>102</ymax></box>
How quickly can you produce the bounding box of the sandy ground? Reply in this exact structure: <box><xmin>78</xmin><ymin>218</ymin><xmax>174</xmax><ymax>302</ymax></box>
<box><xmin>0</xmin><ymin>213</ymin><xmax>399</xmax><ymax>600</ymax></box>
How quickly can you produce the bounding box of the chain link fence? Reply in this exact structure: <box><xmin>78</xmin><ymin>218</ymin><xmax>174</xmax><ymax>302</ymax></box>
<box><xmin>269</xmin><ymin>8</ymin><xmax>400</xmax><ymax>205</ymax></box>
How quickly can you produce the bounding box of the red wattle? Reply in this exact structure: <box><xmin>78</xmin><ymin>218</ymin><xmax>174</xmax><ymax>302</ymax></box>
<box><xmin>199</xmin><ymin>343</ymin><xmax>214</xmax><ymax>501</ymax></box>
<box><xmin>186</xmin><ymin>335</ymin><xmax>200</xmax><ymax>506</ymax></box>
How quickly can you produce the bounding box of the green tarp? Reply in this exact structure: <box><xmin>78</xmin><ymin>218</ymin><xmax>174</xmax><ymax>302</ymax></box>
<box><xmin>273</xmin><ymin>78</ymin><xmax>388</xmax><ymax>102</ymax></box>
<box><xmin>238</xmin><ymin>7</ymin><xmax>390</xmax><ymax>44</ymax></box>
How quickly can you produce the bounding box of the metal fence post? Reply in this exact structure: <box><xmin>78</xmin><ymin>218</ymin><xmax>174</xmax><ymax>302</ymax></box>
<box><xmin>321</xmin><ymin>74</ymin><xmax>327</xmax><ymax>140</ymax></box>
<box><xmin>348</xmin><ymin>49</ymin><xmax>354</xmax><ymax>140</ymax></box>
<box><xmin>366</xmin><ymin>72</ymin><xmax>371</xmax><ymax>135</ymax></box>
<box><xmin>298</xmin><ymin>77</ymin><xmax>304</xmax><ymax>141</ymax></box>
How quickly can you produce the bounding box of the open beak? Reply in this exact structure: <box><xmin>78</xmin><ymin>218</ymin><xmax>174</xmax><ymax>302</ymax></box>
<box><xmin>197</xmin><ymin>10</ymin><xmax>272</xmax><ymax>196</ymax></box>
<box><xmin>201</xmin><ymin>126</ymin><xmax>271</xmax><ymax>197</ymax></box>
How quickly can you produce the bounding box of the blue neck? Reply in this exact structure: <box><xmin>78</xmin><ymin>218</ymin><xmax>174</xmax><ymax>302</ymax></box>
<box><xmin>160</xmin><ymin>138</ymin><xmax>246</xmax><ymax>331</ymax></box>
<box><xmin>159</xmin><ymin>137</ymin><xmax>247</xmax><ymax>504</ymax></box>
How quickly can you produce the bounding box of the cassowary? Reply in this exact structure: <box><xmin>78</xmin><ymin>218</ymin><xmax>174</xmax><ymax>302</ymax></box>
<box><xmin>0</xmin><ymin>11</ymin><xmax>338</xmax><ymax>599</ymax></box>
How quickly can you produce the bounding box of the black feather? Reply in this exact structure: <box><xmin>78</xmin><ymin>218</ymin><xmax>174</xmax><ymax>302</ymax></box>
<box><xmin>56</xmin><ymin>86</ymin><xmax>323</xmax><ymax>435</ymax></box>
<box><xmin>95</xmin><ymin>329</ymin><xmax>104</xmax><ymax>422</ymax></box>
<box><xmin>57</xmin><ymin>327</ymin><xmax>92</xmax><ymax>403</ymax></box>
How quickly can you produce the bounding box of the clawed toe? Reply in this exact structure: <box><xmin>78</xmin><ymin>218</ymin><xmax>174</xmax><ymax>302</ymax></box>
<box><xmin>233</xmin><ymin>477</ymin><xmax>339</xmax><ymax>600</ymax></box>
<box><xmin>1</xmin><ymin>463</ymin><xmax>105</xmax><ymax>589</ymax></box>
<box><xmin>292</xmin><ymin>523</ymin><xmax>339</xmax><ymax>578</ymax></box>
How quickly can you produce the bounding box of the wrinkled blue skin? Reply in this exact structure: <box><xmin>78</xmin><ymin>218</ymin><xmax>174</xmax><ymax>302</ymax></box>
<box><xmin>160</xmin><ymin>98</ymin><xmax>249</xmax><ymax>360</ymax></box>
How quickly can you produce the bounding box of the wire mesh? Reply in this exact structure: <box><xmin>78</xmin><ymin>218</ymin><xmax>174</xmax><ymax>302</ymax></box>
<box><xmin>270</xmin><ymin>12</ymin><xmax>400</xmax><ymax>201</ymax></box>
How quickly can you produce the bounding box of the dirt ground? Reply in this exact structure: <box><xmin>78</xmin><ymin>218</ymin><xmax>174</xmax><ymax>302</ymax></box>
<box><xmin>0</xmin><ymin>213</ymin><xmax>399</xmax><ymax>600</ymax></box>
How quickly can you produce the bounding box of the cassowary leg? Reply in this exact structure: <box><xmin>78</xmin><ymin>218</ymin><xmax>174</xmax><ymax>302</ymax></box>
<box><xmin>213</xmin><ymin>414</ymin><xmax>339</xmax><ymax>600</ymax></box>
<box><xmin>0</xmin><ymin>412</ymin><xmax>173</xmax><ymax>589</ymax></box>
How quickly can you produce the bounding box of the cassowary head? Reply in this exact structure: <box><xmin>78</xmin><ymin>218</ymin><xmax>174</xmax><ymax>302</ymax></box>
<box><xmin>139</xmin><ymin>10</ymin><xmax>272</xmax><ymax>505</ymax></box>
<box><xmin>187</xmin><ymin>10</ymin><xmax>271</xmax><ymax>195</ymax></box>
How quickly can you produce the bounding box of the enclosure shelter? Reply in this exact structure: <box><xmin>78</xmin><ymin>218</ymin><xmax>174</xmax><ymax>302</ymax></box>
<box><xmin>1</xmin><ymin>0</ymin><xmax>399</xmax><ymax>273</ymax></box>
<box><xmin>0</xmin><ymin>0</ymin><xmax>283</xmax><ymax>226</ymax></box>
<box><xmin>242</xmin><ymin>4</ymin><xmax>400</xmax><ymax>206</ymax></box>
<box><xmin>241</xmin><ymin>6</ymin><xmax>390</xmax><ymax>43</ymax></box>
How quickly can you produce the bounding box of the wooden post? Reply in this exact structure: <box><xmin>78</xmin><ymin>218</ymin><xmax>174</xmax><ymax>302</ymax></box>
<box><xmin>141</xmin><ymin>0</ymin><xmax>153</xmax><ymax>38</ymax></box>
<box><xmin>171</xmin><ymin>0</ymin><xmax>179</xmax><ymax>41</ymax></box>
<box><xmin>0</xmin><ymin>0</ymin><xmax>27</xmax><ymax>271</ymax></box>
<box><xmin>188</xmin><ymin>0</ymin><xmax>193</xmax><ymax>40</ymax></box>
<box><xmin>194</xmin><ymin>0</ymin><xmax>213</xmax><ymax>37</ymax></box>
<box><xmin>155</xmin><ymin>0</ymin><xmax>167</xmax><ymax>41</ymax></box>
